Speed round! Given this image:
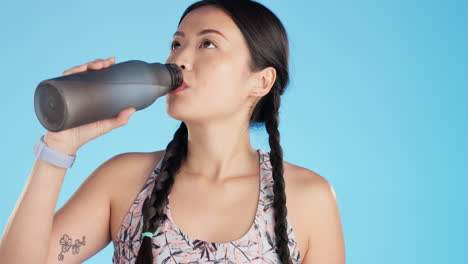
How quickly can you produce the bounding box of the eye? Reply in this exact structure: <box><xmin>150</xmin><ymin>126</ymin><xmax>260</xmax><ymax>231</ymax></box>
<box><xmin>170</xmin><ymin>40</ymin><xmax>180</xmax><ymax>50</ymax></box>
<box><xmin>201</xmin><ymin>39</ymin><xmax>216</xmax><ymax>49</ymax></box>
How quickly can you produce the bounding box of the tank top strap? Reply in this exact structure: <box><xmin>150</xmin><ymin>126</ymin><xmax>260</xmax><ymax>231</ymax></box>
<box><xmin>153</xmin><ymin>152</ymin><xmax>166</xmax><ymax>174</ymax></box>
<box><xmin>258</xmin><ymin>149</ymin><xmax>273</xmax><ymax>198</ymax></box>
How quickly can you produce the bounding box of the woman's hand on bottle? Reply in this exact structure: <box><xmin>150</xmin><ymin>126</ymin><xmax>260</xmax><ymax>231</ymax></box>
<box><xmin>44</xmin><ymin>57</ymin><xmax>136</xmax><ymax>154</ymax></box>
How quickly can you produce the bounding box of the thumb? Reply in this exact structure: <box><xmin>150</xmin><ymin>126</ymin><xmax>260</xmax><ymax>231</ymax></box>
<box><xmin>116</xmin><ymin>107</ymin><xmax>136</xmax><ymax>125</ymax></box>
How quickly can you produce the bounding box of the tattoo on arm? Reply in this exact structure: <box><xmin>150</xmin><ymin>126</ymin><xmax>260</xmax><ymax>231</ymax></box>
<box><xmin>58</xmin><ymin>234</ymin><xmax>86</xmax><ymax>261</ymax></box>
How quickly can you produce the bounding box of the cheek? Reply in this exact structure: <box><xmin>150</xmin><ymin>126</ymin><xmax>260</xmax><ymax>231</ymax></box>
<box><xmin>197</xmin><ymin>55</ymin><xmax>246</xmax><ymax>96</ymax></box>
<box><xmin>199</xmin><ymin>62</ymin><xmax>246</xmax><ymax>108</ymax></box>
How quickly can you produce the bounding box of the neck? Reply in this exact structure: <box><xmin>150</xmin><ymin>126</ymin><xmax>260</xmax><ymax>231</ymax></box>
<box><xmin>180</xmin><ymin>118</ymin><xmax>260</xmax><ymax>184</ymax></box>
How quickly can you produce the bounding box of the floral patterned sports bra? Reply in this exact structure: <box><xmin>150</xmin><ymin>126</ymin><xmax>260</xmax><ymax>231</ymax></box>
<box><xmin>112</xmin><ymin>149</ymin><xmax>302</xmax><ymax>263</ymax></box>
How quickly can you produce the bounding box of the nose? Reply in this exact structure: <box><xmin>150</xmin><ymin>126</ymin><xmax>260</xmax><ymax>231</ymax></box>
<box><xmin>176</xmin><ymin>59</ymin><xmax>192</xmax><ymax>71</ymax></box>
<box><xmin>167</xmin><ymin>49</ymin><xmax>193</xmax><ymax>71</ymax></box>
<box><xmin>166</xmin><ymin>60</ymin><xmax>191</xmax><ymax>72</ymax></box>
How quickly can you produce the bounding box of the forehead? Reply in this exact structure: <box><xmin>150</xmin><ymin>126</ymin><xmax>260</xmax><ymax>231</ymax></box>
<box><xmin>177</xmin><ymin>5</ymin><xmax>241</xmax><ymax>39</ymax></box>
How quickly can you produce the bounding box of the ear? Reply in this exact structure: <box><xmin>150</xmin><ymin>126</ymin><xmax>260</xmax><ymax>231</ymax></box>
<box><xmin>250</xmin><ymin>67</ymin><xmax>276</xmax><ymax>97</ymax></box>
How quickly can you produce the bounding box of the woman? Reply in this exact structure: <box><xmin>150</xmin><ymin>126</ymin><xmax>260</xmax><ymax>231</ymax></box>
<box><xmin>0</xmin><ymin>0</ymin><xmax>345</xmax><ymax>263</ymax></box>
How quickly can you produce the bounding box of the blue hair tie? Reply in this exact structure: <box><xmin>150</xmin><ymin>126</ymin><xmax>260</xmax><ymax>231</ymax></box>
<box><xmin>141</xmin><ymin>232</ymin><xmax>154</xmax><ymax>239</ymax></box>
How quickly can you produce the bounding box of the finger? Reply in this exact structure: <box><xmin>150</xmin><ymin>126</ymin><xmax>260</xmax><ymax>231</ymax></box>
<box><xmin>62</xmin><ymin>64</ymin><xmax>87</xmax><ymax>76</ymax></box>
<box><xmin>87</xmin><ymin>60</ymin><xmax>106</xmax><ymax>70</ymax></box>
<box><xmin>104</xmin><ymin>57</ymin><xmax>115</xmax><ymax>67</ymax></box>
<box><xmin>99</xmin><ymin>110</ymin><xmax>133</xmax><ymax>134</ymax></box>
<box><xmin>116</xmin><ymin>107</ymin><xmax>136</xmax><ymax>124</ymax></box>
<box><xmin>101</xmin><ymin>57</ymin><xmax>114</xmax><ymax>66</ymax></box>
<box><xmin>103</xmin><ymin>107</ymin><xmax>135</xmax><ymax>130</ymax></box>
<box><xmin>87</xmin><ymin>59</ymin><xmax>103</xmax><ymax>67</ymax></box>
<box><xmin>120</xmin><ymin>107</ymin><xmax>136</xmax><ymax>119</ymax></box>
<box><xmin>104</xmin><ymin>59</ymin><xmax>113</xmax><ymax>67</ymax></box>
<box><xmin>62</xmin><ymin>59</ymin><xmax>102</xmax><ymax>75</ymax></box>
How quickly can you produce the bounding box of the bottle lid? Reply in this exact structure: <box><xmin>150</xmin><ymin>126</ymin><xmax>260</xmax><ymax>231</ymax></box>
<box><xmin>165</xmin><ymin>64</ymin><xmax>183</xmax><ymax>90</ymax></box>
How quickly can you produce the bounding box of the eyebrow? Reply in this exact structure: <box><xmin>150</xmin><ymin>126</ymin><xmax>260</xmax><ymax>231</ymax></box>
<box><xmin>173</xmin><ymin>29</ymin><xmax>228</xmax><ymax>40</ymax></box>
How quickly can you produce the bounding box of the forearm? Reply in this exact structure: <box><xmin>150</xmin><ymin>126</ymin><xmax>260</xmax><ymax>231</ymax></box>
<box><xmin>0</xmin><ymin>141</ymin><xmax>77</xmax><ymax>263</ymax></box>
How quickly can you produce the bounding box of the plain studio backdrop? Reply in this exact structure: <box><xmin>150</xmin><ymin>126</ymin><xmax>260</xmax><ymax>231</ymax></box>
<box><xmin>1</xmin><ymin>0</ymin><xmax>466</xmax><ymax>263</ymax></box>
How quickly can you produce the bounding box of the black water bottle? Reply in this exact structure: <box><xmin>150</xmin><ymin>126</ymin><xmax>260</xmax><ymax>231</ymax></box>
<box><xmin>34</xmin><ymin>60</ymin><xmax>183</xmax><ymax>132</ymax></box>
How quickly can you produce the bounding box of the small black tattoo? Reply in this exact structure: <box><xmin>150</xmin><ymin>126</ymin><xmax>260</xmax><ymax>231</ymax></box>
<box><xmin>58</xmin><ymin>234</ymin><xmax>86</xmax><ymax>261</ymax></box>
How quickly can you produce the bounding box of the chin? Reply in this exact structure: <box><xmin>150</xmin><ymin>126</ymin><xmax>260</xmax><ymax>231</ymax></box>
<box><xmin>166</xmin><ymin>105</ymin><xmax>223</xmax><ymax>125</ymax></box>
<box><xmin>166</xmin><ymin>100</ymin><xmax>197</xmax><ymax>123</ymax></box>
<box><xmin>165</xmin><ymin>95</ymin><xmax>232</xmax><ymax>124</ymax></box>
<box><xmin>166</xmin><ymin>105</ymin><xmax>187</xmax><ymax>122</ymax></box>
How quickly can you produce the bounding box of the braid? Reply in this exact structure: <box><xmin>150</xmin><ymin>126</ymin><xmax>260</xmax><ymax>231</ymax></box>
<box><xmin>265</xmin><ymin>90</ymin><xmax>292</xmax><ymax>264</ymax></box>
<box><xmin>135</xmin><ymin>121</ymin><xmax>188</xmax><ymax>264</ymax></box>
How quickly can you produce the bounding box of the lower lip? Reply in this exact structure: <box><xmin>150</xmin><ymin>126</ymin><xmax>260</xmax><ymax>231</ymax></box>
<box><xmin>169</xmin><ymin>85</ymin><xmax>188</xmax><ymax>94</ymax></box>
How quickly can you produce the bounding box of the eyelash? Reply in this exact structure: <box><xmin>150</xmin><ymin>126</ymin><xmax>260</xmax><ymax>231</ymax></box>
<box><xmin>170</xmin><ymin>39</ymin><xmax>217</xmax><ymax>50</ymax></box>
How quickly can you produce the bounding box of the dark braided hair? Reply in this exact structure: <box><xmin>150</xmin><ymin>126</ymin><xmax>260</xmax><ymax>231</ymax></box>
<box><xmin>135</xmin><ymin>0</ymin><xmax>291</xmax><ymax>263</ymax></box>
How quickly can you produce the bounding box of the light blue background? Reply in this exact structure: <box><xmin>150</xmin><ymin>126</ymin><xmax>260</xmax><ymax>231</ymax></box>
<box><xmin>1</xmin><ymin>0</ymin><xmax>466</xmax><ymax>263</ymax></box>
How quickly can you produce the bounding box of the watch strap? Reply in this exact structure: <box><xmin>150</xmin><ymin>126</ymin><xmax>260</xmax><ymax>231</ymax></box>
<box><xmin>33</xmin><ymin>135</ymin><xmax>76</xmax><ymax>168</ymax></box>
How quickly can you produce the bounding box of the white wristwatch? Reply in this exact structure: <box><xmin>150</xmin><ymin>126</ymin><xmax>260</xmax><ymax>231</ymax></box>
<box><xmin>33</xmin><ymin>135</ymin><xmax>76</xmax><ymax>168</ymax></box>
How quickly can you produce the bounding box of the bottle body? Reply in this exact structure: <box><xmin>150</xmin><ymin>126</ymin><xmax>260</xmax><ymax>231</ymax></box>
<box><xmin>34</xmin><ymin>60</ymin><xmax>182</xmax><ymax>132</ymax></box>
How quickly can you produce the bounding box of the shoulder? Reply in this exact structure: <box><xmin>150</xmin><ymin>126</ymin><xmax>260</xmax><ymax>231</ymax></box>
<box><xmin>100</xmin><ymin>150</ymin><xmax>166</xmax><ymax>200</ymax></box>
<box><xmin>283</xmin><ymin>161</ymin><xmax>345</xmax><ymax>263</ymax></box>
<box><xmin>283</xmin><ymin>161</ymin><xmax>338</xmax><ymax>224</ymax></box>
<box><xmin>108</xmin><ymin>150</ymin><xmax>165</xmax><ymax>172</ymax></box>
<box><xmin>95</xmin><ymin>150</ymin><xmax>165</xmax><ymax>180</ymax></box>
<box><xmin>283</xmin><ymin>161</ymin><xmax>334</xmax><ymax>197</ymax></box>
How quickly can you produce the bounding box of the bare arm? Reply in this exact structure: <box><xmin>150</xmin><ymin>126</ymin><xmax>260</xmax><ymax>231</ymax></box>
<box><xmin>44</xmin><ymin>152</ymin><xmax>126</xmax><ymax>263</ymax></box>
<box><xmin>301</xmin><ymin>172</ymin><xmax>346</xmax><ymax>264</ymax></box>
<box><xmin>0</xmin><ymin>139</ymin><xmax>78</xmax><ymax>263</ymax></box>
<box><xmin>0</xmin><ymin>140</ymin><xmax>136</xmax><ymax>263</ymax></box>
